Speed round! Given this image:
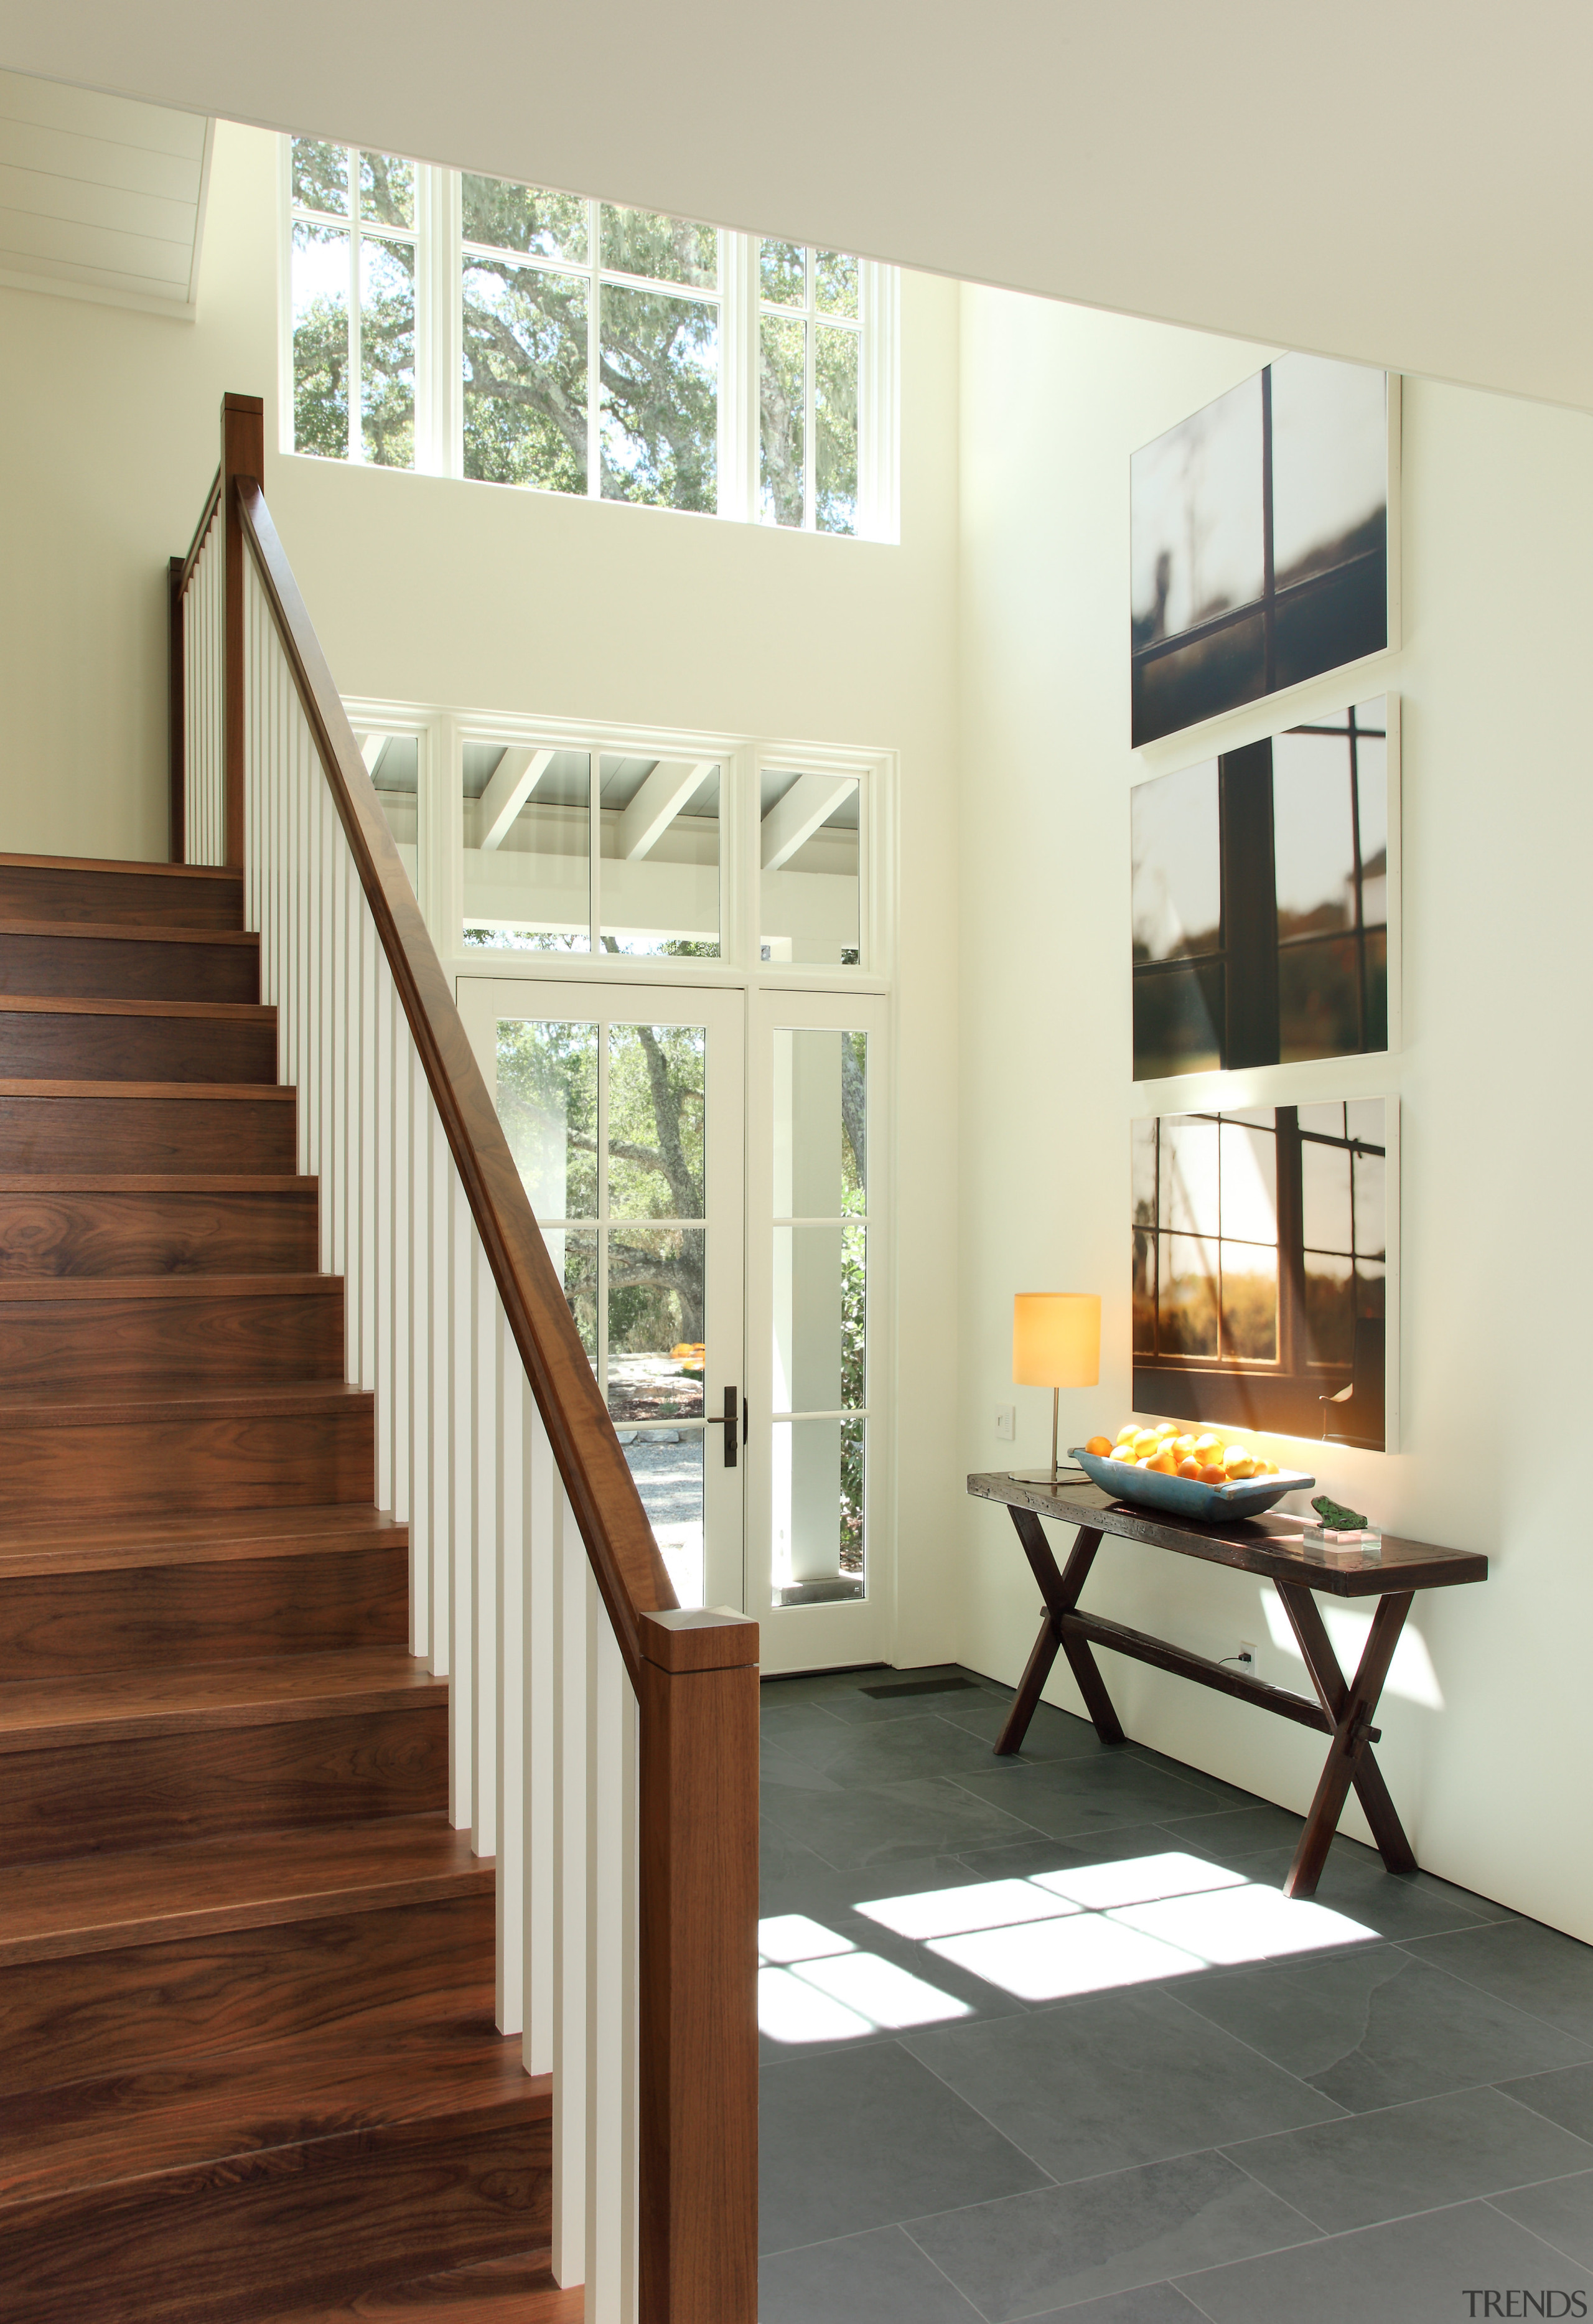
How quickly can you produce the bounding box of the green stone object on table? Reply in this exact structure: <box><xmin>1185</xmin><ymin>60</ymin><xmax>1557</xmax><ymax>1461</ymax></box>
<box><xmin>1312</xmin><ymin>1492</ymin><xmax>1368</xmax><ymax>1531</ymax></box>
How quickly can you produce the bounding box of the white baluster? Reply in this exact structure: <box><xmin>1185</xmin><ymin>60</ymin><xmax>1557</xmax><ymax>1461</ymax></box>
<box><xmin>449</xmin><ymin>1169</ymin><xmax>474</xmax><ymax>1831</ymax></box>
<box><xmin>408</xmin><ymin>1059</ymin><xmax>432</xmax><ymax>1662</ymax></box>
<box><xmin>495</xmin><ymin>1301</ymin><xmax>523</xmax><ymax>2036</ymax></box>
<box><xmin>374</xmin><ymin>957</ymin><xmax>395</xmax><ymax>1511</ymax></box>
<box><xmin>429</xmin><ymin>1105</ymin><xmax>452</xmax><ymax>1678</ymax></box>
<box><xmin>524</xmin><ymin>1395</ymin><xmax>556</xmax><ymax>2081</ymax></box>
<box><xmin>389</xmin><ymin>1009</ymin><xmax>411</xmax><ymax>1530</ymax></box>
<box><xmin>552</xmin><ymin>1484</ymin><xmax>588</xmax><ymax>2291</ymax></box>
<box><xmin>473</xmin><ymin>1231</ymin><xmax>498</xmax><ymax>1861</ymax></box>
<box><xmin>586</xmin><ymin>1601</ymin><xmax>638</xmax><ymax>2324</ymax></box>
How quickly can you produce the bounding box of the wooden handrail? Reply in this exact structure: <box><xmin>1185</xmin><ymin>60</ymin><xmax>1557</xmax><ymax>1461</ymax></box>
<box><xmin>235</xmin><ymin>476</ymin><xmax>678</xmax><ymax>1673</ymax></box>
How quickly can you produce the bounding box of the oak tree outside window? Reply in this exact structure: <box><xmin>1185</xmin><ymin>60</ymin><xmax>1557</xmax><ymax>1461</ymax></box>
<box><xmin>284</xmin><ymin>141</ymin><xmax>897</xmax><ymax>536</ymax></box>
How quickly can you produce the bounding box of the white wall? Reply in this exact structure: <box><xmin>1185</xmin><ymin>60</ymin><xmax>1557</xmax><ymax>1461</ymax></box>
<box><xmin>0</xmin><ymin>118</ymin><xmax>967</xmax><ymax>1673</ymax></box>
<box><xmin>956</xmin><ymin>284</ymin><xmax>1593</xmax><ymax>1941</ymax></box>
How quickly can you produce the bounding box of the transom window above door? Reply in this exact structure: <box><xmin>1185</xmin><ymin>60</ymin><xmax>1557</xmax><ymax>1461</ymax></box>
<box><xmin>283</xmin><ymin>139</ymin><xmax>900</xmax><ymax>540</ymax></box>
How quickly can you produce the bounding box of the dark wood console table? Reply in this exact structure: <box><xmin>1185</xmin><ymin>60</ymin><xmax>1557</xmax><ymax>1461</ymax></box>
<box><xmin>966</xmin><ymin>1472</ymin><xmax>1488</xmax><ymax>1900</ymax></box>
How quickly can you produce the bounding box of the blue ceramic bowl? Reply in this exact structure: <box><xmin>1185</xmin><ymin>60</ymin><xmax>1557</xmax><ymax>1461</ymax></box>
<box><xmin>1069</xmin><ymin>1446</ymin><xmax>1315</xmax><ymax>1522</ymax></box>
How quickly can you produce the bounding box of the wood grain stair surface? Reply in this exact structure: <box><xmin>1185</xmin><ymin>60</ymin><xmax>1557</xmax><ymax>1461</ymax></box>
<box><xmin>0</xmin><ymin>920</ymin><xmax>261</xmax><ymax>1003</ymax></box>
<box><xmin>0</xmin><ymin>1814</ymin><xmax>492</xmax><ymax>1966</ymax></box>
<box><xmin>0</xmin><ymin>850</ymin><xmax>535</xmax><ymax>2320</ymax></box>
<box><xmin>0</xmin><ymin>1174</ymin><xmax>319</xmax><ymax>1276</ymax></box>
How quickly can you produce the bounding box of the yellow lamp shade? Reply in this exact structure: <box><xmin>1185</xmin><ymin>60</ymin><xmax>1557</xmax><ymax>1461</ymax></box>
<box><xmin>1012</xmin><ymin>1293</ymin><xmax>1101</xmax><ymax>1388</ymax></box>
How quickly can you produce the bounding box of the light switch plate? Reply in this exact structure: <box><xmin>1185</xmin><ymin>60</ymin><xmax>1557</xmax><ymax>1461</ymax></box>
<box><xmin>994</xmin><ymin>1405</ymin><xmax>1016</xmax><ymax>1441</ymax></box>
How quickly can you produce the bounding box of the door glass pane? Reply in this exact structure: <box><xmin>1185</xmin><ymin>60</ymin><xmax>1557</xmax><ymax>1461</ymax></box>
<box><xmin>607</xmin><ymin>1227</ymin><xmax>705</xmax><ymax>1421</ymax></box>
<box><xmin>773</xmin><ymin>1029</ymin><xmax>867</xmax><ymax>1216</ymax></box>
<box><xmin>464</xmin><ymin>749</ymin><xmax>591</xmax><ymax>950</ymax></box>
<box><xmin>760</xmin><ymin>772</ymin><xmax>860</xmax><ymax>964</ymax></box>
<box><xmin>495</xmin><ymin>1018</ymin><xmax>598</xmax><ymax>1218</ymax></box>
<box><xmin>773</xmin><ymin>1224</ymin><xmax>866</xmax><ymax>1413</ymax></box>
<box><xmin>544</xmin><ymin>1228</ymin><xmax>597</xmax><ymax>1366</ymax></box>
<box><xmin>599</xmin><ymin>757</ymin><xmax>721</xmax><ymax>956</ymax></box>
<box><xmin>620</xmin><ymin>1425</ymin><xmax>704</xmax><ymax>1610</ymax></box>
<box><xmin>773</xmin><ymin>1417</ymin><xmax>865</xmax><ymax>1606</ymax></box>
<box><xmin>607</xmin><ymin>1023</ymin><xmax>705</xmax><ymax>1218</ymax></box>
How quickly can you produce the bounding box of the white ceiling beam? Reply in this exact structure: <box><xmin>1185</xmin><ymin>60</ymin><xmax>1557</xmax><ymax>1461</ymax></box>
<box><xmin>760</xmin><ymin>774</ymin><xmax>856</xmax><ymax>872</ymax></box>
<box><xmin>619</xmin><ymin>759</ymin><xmax>716</xmax><ymax>861</ymax></box>
<box><xmin>477</xmin><ymin>747</ymin><xmax>554</xmax><ymax>853</ymax></box>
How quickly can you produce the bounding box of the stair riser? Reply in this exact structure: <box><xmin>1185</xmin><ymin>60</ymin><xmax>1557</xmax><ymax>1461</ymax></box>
<box><xmin>0</xmin><ymin>1892</ymin><xmax>492</xmax><ymax>2095</ymax></box>
<box><xmin>0</xmin><ymin>1286</ymin><xmax>345</xmax><ymax>1392</ymax></box>
<box><xmin>0</xmin><ymin>1544</ymin><xmax>407</xmax><ymax>1680</ymax></box>
<box><xmin>0</xmin><ymin>1400</ymin><xmax>374</xmax><ymax>1518</ymax></box>
<box><xmin>0</xmin><ymin>2102</ymin><xmax>547</xmax><ymax>2324</ymax></box>
<box><xmin>0</xmin><ymin>1187</ymin><xmax>319</xmax><ymax>1277</ymax></box>
<box><xmin>0</xmin><ymin>1707</ymin><xmax>449</xmax><ymax>1866</ymax></box>
<box><xmin>0</xmin><ymin>1012</ymin><xmax>278</xmax><ymax>1085</ymax></box>
<box><xmin>0</xmin><ymin>1094</ymin><xmax>296</xmax><ymax>1173</ymax></box>
<box><xmin>0</xmin><ymin>932</ymin><xmax>259</xmax><ymax>1004</ymax></box>
<box><xmin>0</xmin><ymin>864</ymin><xmax>242</xmax><ymax>930</ymax></box>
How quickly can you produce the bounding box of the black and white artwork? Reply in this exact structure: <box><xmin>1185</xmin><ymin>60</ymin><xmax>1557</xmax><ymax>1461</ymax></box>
<box><xmin>1132</xmin><ymin>1100</ymin><xmax>1393</xmax><ymax>1450</ymax></box>
<box><xmin>1131</xmin><ymin>697</ymin><xmax>1393</xmax><ymax>1080</ymax></box>
<box><xmin>1131</xmin><ymin>355</ymin><xmax>1393</xmax><ymax>747</ymax></box>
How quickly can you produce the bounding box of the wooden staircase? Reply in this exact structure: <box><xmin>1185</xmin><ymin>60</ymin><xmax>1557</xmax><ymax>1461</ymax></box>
<box><xmin>0</xmin><ymin>856</ymin><xmax>578</xmax><ymax>2323</ymax></box>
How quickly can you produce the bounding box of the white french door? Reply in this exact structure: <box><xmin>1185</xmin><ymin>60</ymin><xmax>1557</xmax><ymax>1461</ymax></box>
<box><xmin>747</xmin><ymin>989</ymin><xmax>890</xmax><ymax>1674</ymax></box>
<box><xmin>458</xmin><ymin>977</ymin><xmax>745</xmax><ymax>1613</ymax></box>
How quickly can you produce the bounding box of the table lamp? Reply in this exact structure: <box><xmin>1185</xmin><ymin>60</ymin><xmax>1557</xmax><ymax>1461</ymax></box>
<box><xmin>1012</xmin><ymin>1293</ymin><xmax>1101</xmax><ymax>1488</ymax></box>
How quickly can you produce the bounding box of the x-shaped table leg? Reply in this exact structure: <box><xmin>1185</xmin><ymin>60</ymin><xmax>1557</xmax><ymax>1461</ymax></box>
<box><xmin>1276</xmin><ymin>1580</ymin><xmax>1417</xmax><ymax>1898</ymax></box>
<box><xmin>994</xmin><ymin>1508</ymin><xmax>1124</xmax><ymax>1754</ymax></box>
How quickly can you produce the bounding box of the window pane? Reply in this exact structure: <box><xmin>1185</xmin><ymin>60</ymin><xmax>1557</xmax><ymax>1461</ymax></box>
<box><xmin>1221</xmin><ymin>1244</ymin><xmax>1277</xmax><ymax>1361</ymax></box>
<box><xmin>1159</xmin><ymin>1115</ymin><xmax>1219</xmax><ymax>1238</ymax></box>
<box><xmin>462</xmin><ymin>259</ymin><xmax>588</xmax><ymax>494</ymax></box>
<box><xmin>607</xmin><ymin>1021</ymin><xmax>705</xmax><ymax>1219</ymax></box>
<box><xmin>365</xmin><ymin>737</ymin><xmax>418</xmax><ymax>888</ymax></box>
<box><xmin>359</xmin><ymin>150</ymin><xmax>414</xmax><ymax>230</ymax></box>
<box><xmin>1271</xmin><ymin>729</ymin><xmax>1355</xmax><ymax>935</ymax></box>
<box><xmin>462</xmin><ymin>174</ymin><xmax>588</xmax><ymax>264</ymax></box>
<box><xmin>1133</xmin><ymin>962</ymin><xmax>1223</xmax><ymax>1082</ymax></box>
<box><xmin>359</xmin><ymin>235</ymin><xmax>414</xmax><ymax>469</ymax></box>
<box><xmin>815</xmin><ymin>250</ymin><xmax>859</xmax><ymax>319</ymax></box>
<box><xmin>1302</xmin><ymin>1250</ymin><xmax>1354</xmax><ymax>1366</ymax></box>
<box><xmin>760</xmin><ymin>240</ymin><xmax>806</xmax><ymax>306</ymax></box>
<box><xmin>1133</xmin><ymin>1227</ymin><xmax>1156</xmax><ymax>1353</ymax></box>
<box><xmin>1269</xmin><ymin>353</ymin><xmax>1386</xmax><ymax>591</ymax></box>
<box><xmin>1131</xmin><ymin>761</ymin><xmax>1221</xmax><ymax>963</ymax></box>
<box><xmin>1219</xmin><ymin>1118</ymin><xmax>1276</xmax><ymax>1244</ymax></box>
<box><xmin>463</xmin><ymin>748</ymin><xmax>591</xmax><ymax>950</ymax></box>
<box><xmin>495</xmin><ymin>1017</ymin><xmax>598</xmax><ymax>1219</ymax></box>
<box><xmin>760</xmin><ymin>772</ymin><xmax>859</xmax><ymax>965</ymax></box>
<box><xmin>599</xmin><ymin>757</ymin><xmax>720</xmax><ymax>957</ymax></box>
<box><xmin>760</xmin><ymin>313</ymin><xmax>806</xmax><ymax>527</ymax></box>
<box><xmin>773</xmin><ymin>1223</ymin><xmax>865</xmax><ymax>1414</ymax></box>
<box><xmin>1131</xmin><ymin>1118</ymin><xmax>1157</xmax><ymax>1225</ymax></box>
<box><xmin>607</xmin><ymin>1227</ymin><xmax>705</xmax><ymax>1420</ymax></box>
<box><xmin>623</xmin><ymin>1427</ymin><xmax>704</xmax><ymax>1611</ymax></box>
<box><xmin>1159</xmin><ymin>1232</ymin><xmax>1218</xmax><ymax>1356</ymax></box>
<box><xmin>1353</xmin><ymin>1148</ymin><xmax>1386</xmax><ymax>1260</ymax></box>
<box><xmin>815</xmin><ymin>322</ymin><xmax>859</xmax><ymax>535</ymax></box>
<box><xmin>773</xmin><ymin>1417</ymin><xmax>866</xmax><ymax>1605</ymax></box>
<box><xmin>1363</xmin><ymin>928</ymin><xmax>1388</xmax><ymax>1051</ymax></box>
<box><xmin>1354</xmin><ymin>719</ymin><xmax>1389</xmax><ymax>925</ymax></box>
<box><xmin>292</xmin><ymin>220</ymin><xmax>349</xmax><ymax>459</ymax></box>
<box><xmin>1131</xmin><ymin>372</ymin><xmax>1264</xmax><ymax>646</ymax></box>
<box><xmin>773</xmin><ymin>1028</ymin><xmax>867</xmax><ymax>1217</ymax></box>
<box><xmin>1277</xmin><ymin>934</ymin><xmax>1361</xmax><ymax>1061</ymax></box>
<box><xmin>544</xmin><ymin>1227</ymin><xmax>597</xmax><ymax>1366</ymax></box>
<box><xmin>600</xmin><ymin>285</ymin><xmax>718</xmax><ymax>512</ymax></box>
<box><xmin>600</xmin><ymin>204</ymin><xmax>717</xmax><ymax>288</ymax></box>
<box><xmin>292</xmin><ymin>138</ymin><xmax>347</xmax><ymax>215</ymax></box>
<box><xmin>1301</xmin><ymin>1136</ymin><xmax>1353</xmax><ymax>1252</ymax></box>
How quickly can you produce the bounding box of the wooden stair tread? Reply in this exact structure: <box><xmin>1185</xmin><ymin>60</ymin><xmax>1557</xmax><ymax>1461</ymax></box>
<box><xmin>0</xmin><ymin>1813</ymin><xmax>491</xmax><ymax>1965</ymax></box>
<box><xmin>0</xmin><ymin>1502</ymin><xmax>404</xmax><ymax>1576</ymax></box>
<box><xmin>261</xmin><ymin>2251</ymin><xmax>582</xmax><ymax>2322</ymax></box>
<box><xmin>0</xmin><ymin>854</ymin><xmax>241</xmax><ymax>883</ymax></box>
<box><xmin>0</xmin><ymin>1272</ymin><xmax>337</xmax><ymax>1301</ymax></box>
<box><xmin>0</xmin><ymin>1173</ymin><xmax>316</xmax><ymax>1191</ymax></box>
<box><xmin>0</xmin><ymin>1647</ymin><xmax>442</xmax><ymax>1752</ymax></box>
<box><xmin>0</xmin><ymin>2021</ymin><xmax>545</xmax><ymax>2209</ymax></box>
<box><xmin>0</xmin><ymin>919</ymin><xmax>258</xmax><ymax>947</ymax></box>
<box><xmin>0</xmin><ymin>1379</ymin><xmax>370</xmax><ymax>1425</ymax></box>
<box><xmin>0</xmin><ymin>1078</ymin><xmax>292</xmax><ymax>1101</ymax></box>
<box><xmin>0</xmin><ymin>996</ymin><xmax>274</xmax><ymax>1023</ymax></box>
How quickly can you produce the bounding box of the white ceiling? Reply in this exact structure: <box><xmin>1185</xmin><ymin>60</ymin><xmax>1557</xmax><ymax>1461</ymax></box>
<box><xmin>0</xmin><ymin>1</ymin><xmax>1587</xmax><ymax>405</ymax></box>
<box><xmin>0</xmin><ymin>69</ymin><xmax>211</xmax><ymax>317</ymax></box>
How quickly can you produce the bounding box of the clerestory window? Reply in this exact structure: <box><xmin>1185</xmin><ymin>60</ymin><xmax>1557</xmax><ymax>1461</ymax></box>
<box><xmin>283</xmin><ymin>141</ymin><xmax>898</xmax><ymax>538</ymax></box>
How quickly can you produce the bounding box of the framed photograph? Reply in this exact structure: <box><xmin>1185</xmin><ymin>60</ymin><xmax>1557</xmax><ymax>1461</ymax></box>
<box><xmin>1131</xmin><ymin>1099</ymin><xmax>1397</xmax><ymax>1451</ymax></box>
<box><xmin>1131</xmin><ymin>696</ymin><xmax>1398</xmax><ymax>1081</ymax></box>
<box><xmin>1131</xmin><ymin>356</ymin><xmax>1398</xmax><ymax>749</ymax></box>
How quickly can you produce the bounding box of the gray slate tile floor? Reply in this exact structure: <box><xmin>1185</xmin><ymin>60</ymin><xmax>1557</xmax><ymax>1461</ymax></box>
<box><xmin>758</xmin><ymin>1664</ymin><xmax>1593</xmax><ymax>2319</ymax></box>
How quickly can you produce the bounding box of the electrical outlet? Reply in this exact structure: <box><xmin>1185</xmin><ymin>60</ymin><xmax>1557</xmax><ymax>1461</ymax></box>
<box><xmin>994</xmin><ymin>1404</ymin><xmax>1016</xmax><ymax>1442</ymax></box>
<box><xmin>1236</xmin><ymin>1639</ymin><xmax>1259</xmax><ymax>1679</ymax></box>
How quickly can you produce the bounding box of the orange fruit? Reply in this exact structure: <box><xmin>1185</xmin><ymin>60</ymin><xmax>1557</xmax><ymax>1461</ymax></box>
<box><xmin>1177</xmin><ymin>1457</ymin><xmax>1202</xmax><ymax>1478</ymax></box>
<box><xmin>1198</xmin><ymin>1463</ymin><xmax>1227</xmax><ymax>1484</ymax></box>
<box><xmin>1147</xmin><ymin>1450</ymin><xmax>1177</xmax><ymax>1474</ymax></box>
<box><xmin>1085</xmin><ymin>1435</ymin><xmax>1113</xmax><ymax>1457</ymax></box>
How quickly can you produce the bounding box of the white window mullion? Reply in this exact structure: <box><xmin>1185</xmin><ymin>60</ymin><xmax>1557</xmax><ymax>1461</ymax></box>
<box><xmin>718</xmin><ymin>231</ymin><xmax>757</xmax><ymax>525</ymax></box>
<box><xmin>802</xmin><ymin>250</ymin><xmax>816</xmax><ymax>533</ymax></box>
<box><xmin>418</xmin><ymin>165</ymin><xmax>463</xmax><ymax>479</ymax></box>
<box><xmin>857</xmin><ymin>260</ymin><xmax>899</xmax><ymax>544</ymax></box>
<box><xmin>346</xmin><ymin>150</ymin><xmax>364</xmax><ymax>464</ymax></box>
<box><xmin>586</xmin><ymin>199</ymin><xmax>601</xmax><ymax>500</ymax></box>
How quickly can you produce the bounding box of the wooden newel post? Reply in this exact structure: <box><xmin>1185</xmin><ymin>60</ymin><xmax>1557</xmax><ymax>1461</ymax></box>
<box><xmin>167</xmin><ymin>553</ymin><xmax>185</xmax><ymax>865</ymax></box>
<box><xmin>222</xmin><ymin>391</ymin><xmax>264</xmax><ymax>873</ymax></box>
<box><xmin>637</xmin><ymin>1606</ymin><xmax>759</xmax><ymax>2324</ymax></box>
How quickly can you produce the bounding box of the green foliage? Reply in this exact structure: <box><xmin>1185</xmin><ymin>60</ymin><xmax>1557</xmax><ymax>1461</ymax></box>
<box><xmin>462</xmin><ymin>260</ymin><xmax>588</xmax><ymax>492</ymax></box>
<box><xmin>599</xmin><ymin>287</ymin><xmax>717</xmax><ymax>512</ymax></box>
<box><xmin>600</xmin><ymin>204</ymin><xmax>717</xmax><ymax>288</ymax></box>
